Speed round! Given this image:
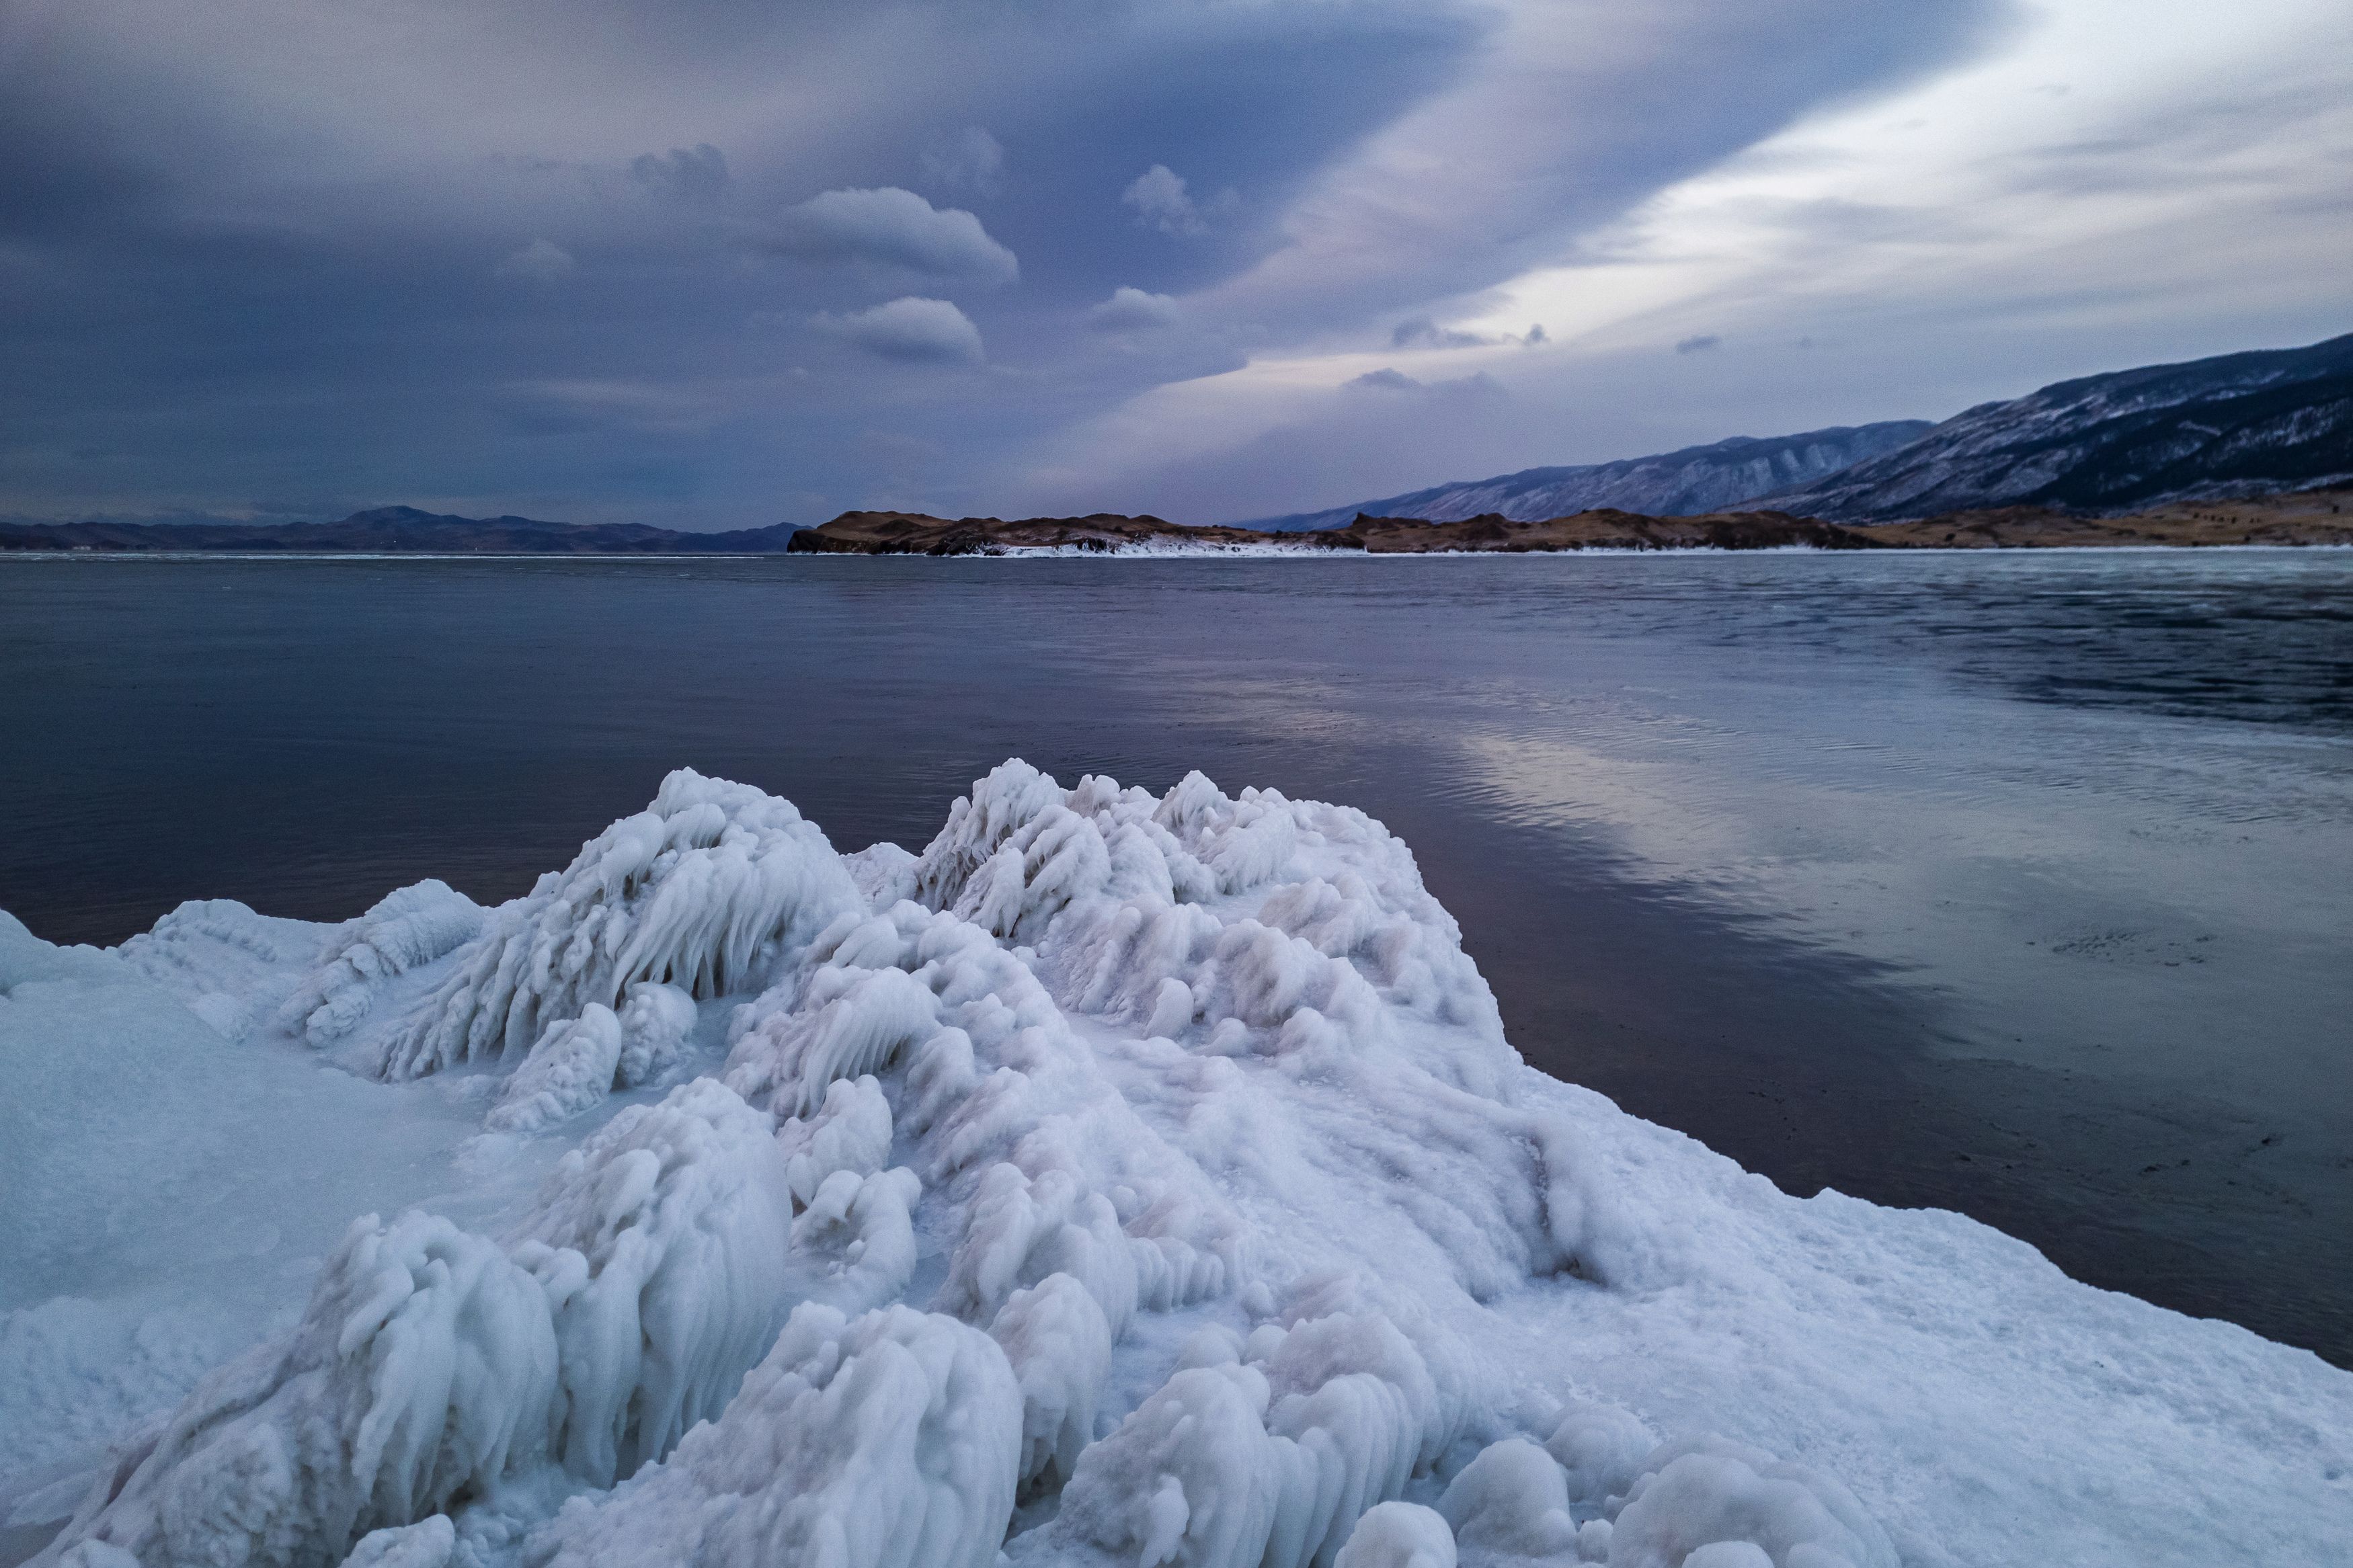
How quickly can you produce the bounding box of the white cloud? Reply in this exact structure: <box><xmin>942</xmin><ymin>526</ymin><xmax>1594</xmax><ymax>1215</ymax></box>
<box><xmin>922</xmin><ymin>126</ymin><xmax>1004</xmax><ymax>196</ymax></box>
<box><xmin>1122</xmin><ymin>165</ymin><xmax>1235</xmax><ymax>236</ymax></box>
<box><xmin>1088</xmin><ymin>286</ymin><xmax>1181</xmax><ymax>331</ymax></box>
<box><xmin>769</xmin><ymin>188</ymin><xmax>1017</xmax><ymax>286</ymax></box>
<box><xmin>812</xmin><ymin>296</ymin><xmax>984</xmax><ymax>364</ymax></box>
<box><xmin>495</xmin><ymin>237</ymin><xmax>575</xmax><ymax>281</ymax></box>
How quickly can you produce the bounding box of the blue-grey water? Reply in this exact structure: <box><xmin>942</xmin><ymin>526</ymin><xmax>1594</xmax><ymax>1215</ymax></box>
<box><xmin>3</xmin><ymin>550</ymin><xmax>2348</xmax><ymax>1363</ymax></box>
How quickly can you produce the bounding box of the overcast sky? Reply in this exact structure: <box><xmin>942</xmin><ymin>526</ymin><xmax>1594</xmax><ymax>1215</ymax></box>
<box><xmin>3</xmin><ymin>0</ymin><xmax>2346</xmax><ymax>528</ymax></box>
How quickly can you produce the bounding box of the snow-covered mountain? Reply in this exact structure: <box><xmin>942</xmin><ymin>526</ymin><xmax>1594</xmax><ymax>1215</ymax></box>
<box><xmin>1763</xmin><ymin>333</ymin><xmax>2353</xmax><ymax>520</ymax></box>
<box><xmin>1235</xmin><ymin>423</ymin><xmax>1933</xmax><ymax>532</ymax></box>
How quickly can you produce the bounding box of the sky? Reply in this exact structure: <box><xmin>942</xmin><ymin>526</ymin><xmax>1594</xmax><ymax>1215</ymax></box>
<box><xmin>1</xmin><ymin>0</ymin><xmax>2346</xmax><ymax>530</ymax></box>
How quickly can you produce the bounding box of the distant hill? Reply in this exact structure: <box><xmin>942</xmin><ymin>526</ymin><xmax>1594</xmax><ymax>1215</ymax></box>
<box><xmin>1763</xmin><ymin>333</ymin><xmax>2353</xmax><ymax>520</ymax></box>
<box><xmin>0</xmin><ymin>505</ymin><xmax>804</xmax><ymax>554</ymax></box>
<box><xmin>1232</xmin><ymin>423</ymin><xmax>1934</xmax><ymax>532</ymax></box>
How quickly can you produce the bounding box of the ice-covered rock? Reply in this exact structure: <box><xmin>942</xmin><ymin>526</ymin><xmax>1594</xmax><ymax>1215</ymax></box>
<box><xmin>775</xmin><ymin>1072</ymin><xmax>895</xmax><ymax>1208</ymax></box>
<box><xmin>486</xmin><ymin>1005</ymin><xmax>625</xmax><ymax>1134</ymax></box>
<box><xmin>508</xmin><ymin>1078</ymin><xmax>793</xmax><ymax>1489</ymax></box>
<box><xmin>1435</xmin><ymin>1437</ymin><xmax>1576</xmax><ymax>1556</ymax></box>
<box><xmin>1547</xmin><ymin>1401</ymin><xmax>1659</xmax><ymax>1512</ymax></box>
<box><xmin>1045</xmin><ymin>1309</ymin><xmax>1458</xmax><ymax>1568</ymax></box>
<box><xmin>614</xmin><ymin>981</ymin><xmax>696</xmax><ymax>1088</ymax></box>
<box><xmin>1603</xmin><ymin>1436</ymin><xmax>1898</xmax><ymax>1568</ymax></box>
<box><xmin>532</xmin><ymin>1303</ymin><xmax>1021</xmax><ymax>1568</ymax></box>
<box><xmin>275</xmin><ymin>882</ymin><xmax>485</xmax><ymax>1051</ymax></box>
<box><xmin>377</xmin><ymin>770</ymin><xmax>860</xmax><ymax>1080</ymax></box>
<box><xmin>40</xmin><ymin>1212</ymin><xmax>557</xmax><ymax>1568</ymax></box>
<box><xmin>1334</xmin><ymin>1502</ymin><xmax>1456</xmax><ymax>1568</ymax></box>
<box><xmin>786</xmin><ymin>1164</ymin><xmax>922</xmax><ymax>1315</ymax></box>
<box><xmin>988</xmin><ymin>1272</ymin><xmax>1113</xmax><ymax>1492</ymax></box>
<box><xmin>116</xmin><ymin>899</ymin><xmax>324</xmax><ymax>1040</ymax></box>
<box><xmin>335</xmin><ymin>1515</ymin><xmax>456</xmax><ymax>1568</ymax></box>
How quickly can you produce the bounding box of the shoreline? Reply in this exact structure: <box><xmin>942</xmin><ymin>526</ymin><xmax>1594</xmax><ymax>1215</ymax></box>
<box><xmin>7</xmin><ymin>541</ymin><xmax>2353</xmax><ymax>563</ymax></box>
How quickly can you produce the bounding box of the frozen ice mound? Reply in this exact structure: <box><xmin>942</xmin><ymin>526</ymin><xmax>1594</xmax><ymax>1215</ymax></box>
<box><xmin>532</xmin><ymin>1302</ymin><xmax>1021</xmax><ymax>1568</ymax></box>
<box><xmin>17</xmin><ymin>760</ymin><xmax>2353</xmax><ymax>1568</ymax></box>
<box><xmin>376</xmin><ymin>770</ymin><xmax>861</xmax><ymax>1081</ymax></box>
<box><xmin>276</xmin><ymin>882</ymin><xmax>486</xmax><ymax>1052</ymax></box>
<box><xmin>508</xmin><ymin>1077</ymin><xmax>795</xmax><ymax>1489</ymax></box>
<box><xmin>39</xmin><ymin>1211</ymin><xmax>559</xmax><ymax>1568</ymax></box>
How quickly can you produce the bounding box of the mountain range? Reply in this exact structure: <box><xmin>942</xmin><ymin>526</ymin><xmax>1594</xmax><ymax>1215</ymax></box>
<box><xmin>1762</xmin><ymin>332</ymin><xmax>2353</xmax><ymax>520</ymax></box>
<box><xmin>1236</xmin><ymin>331</ymin><xmax>2353</xmax><ymax>528</ymax></box>
<box><xmin>0</xmin><ymin>507</ymin><xmax>804</xmax><ymax>554</ymax></box>
<box><xmin>1236</xmin><ymin>423</ymin><xmax>1934</xmax><ymax>532</ymax></box>
<box><xmin>4</xmin><ymin>333</ymin><xmax>2346</xmax><ymax>551</ymax></box>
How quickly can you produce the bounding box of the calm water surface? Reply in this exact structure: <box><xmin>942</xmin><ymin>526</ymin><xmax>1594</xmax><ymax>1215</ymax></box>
<box><xmin>4</xmin><ymin>551</ymin><xmax>2349</xmax><ymax>1361</ymax></box>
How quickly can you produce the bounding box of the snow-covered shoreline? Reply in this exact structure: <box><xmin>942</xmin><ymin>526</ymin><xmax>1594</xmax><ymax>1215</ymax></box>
<box><xmin>3</xmin><ymin>763</ymin><xmax>2346</xmax><ymax>1568</ymax></box>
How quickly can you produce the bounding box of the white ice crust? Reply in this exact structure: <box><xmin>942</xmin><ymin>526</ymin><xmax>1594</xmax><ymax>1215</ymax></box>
<box><xmin>8</xmin><ymin>761</ymin><xmax>2350</xmax><ymax>1568</ymax></box>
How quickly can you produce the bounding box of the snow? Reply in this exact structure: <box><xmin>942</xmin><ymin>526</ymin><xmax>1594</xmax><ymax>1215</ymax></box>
<box><xmin>5</xmin><ymin>764</ymin><xmax>2350</xmax><ymax>1568</ymax></box>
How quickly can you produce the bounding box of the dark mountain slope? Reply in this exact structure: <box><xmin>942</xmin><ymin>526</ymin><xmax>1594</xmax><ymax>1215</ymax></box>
<box><xmin>1765</xmin><ymin>334</ymin><xmax>2353</xmax><ymax>520</ymax></box>
<box><xmin>1233</xmin><ymin>422</ymin><xmax>1933</xmax><ymax>532</ymax></box>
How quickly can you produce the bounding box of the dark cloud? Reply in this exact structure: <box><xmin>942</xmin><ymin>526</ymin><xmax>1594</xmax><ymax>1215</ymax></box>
<box><xmin>766</xmin><ymin>188</ymin><xmax>1018</xmax><ymax>286</ymax></box>
<box><xmin>921</xmin><ymin>127</ymin><xmax>1004</xmax><ymax>196</ymax></box>
<box><xmin>1121</xmin><ymin>164</ymin><xmax>1236</xmax><ymax>236</ymax></box>
<box><xmin>813</xmin><ymin>296</ymin><xmax>984</xmax><ymax>363</ymax></box>
<box><xmin>631</xmin><ymin>144</ymin><xmax>729</xmax><ymax>203</ymax></box>
<box><xmin>1393</xmin><ymin>317</ymin><xmax>1492</xmax><ymax>349</ymax></box>
<box><xmin>1347</xmin><ymin>368</ymin><xmax>1505</xmax><ymax>398</ymax></box>
<box><xmin>1087</xmin><ymin>287</ymin><xmax>1180</xmax><ymax>331</ymax></box>
<box><xmin>21</xmin><ymin>0</ymin><xmax>2296</xmax><ymax>530</ymax></box>
<box><xmin>1676</xmin><ymin>335</ymin><xmax>1723</xmax><ymax>355</ymax></box>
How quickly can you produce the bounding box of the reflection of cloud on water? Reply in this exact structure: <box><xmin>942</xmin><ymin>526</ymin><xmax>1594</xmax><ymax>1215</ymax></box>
<box><xmin>1453</xmin><ymin>727</ymin><xmax>1936</xmax><ymax>956</ymax></box>
<box><xmin>1449</xmin><ymin>711</ymin><xmax>2345</xmax><ymax>1099</ymax></box>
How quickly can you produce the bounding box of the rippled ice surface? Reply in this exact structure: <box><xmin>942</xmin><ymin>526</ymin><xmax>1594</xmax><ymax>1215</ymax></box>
<box><xmin>3</xmin><ymin>549</ymin><xmax>2348</xmax><ymax>1360</ymax></box>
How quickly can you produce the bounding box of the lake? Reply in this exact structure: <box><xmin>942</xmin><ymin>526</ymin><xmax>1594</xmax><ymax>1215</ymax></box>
<box><xmin>3</xmin><ymin>548</ymin><xmax>2348</xmax><ymax>1362</ymax></box>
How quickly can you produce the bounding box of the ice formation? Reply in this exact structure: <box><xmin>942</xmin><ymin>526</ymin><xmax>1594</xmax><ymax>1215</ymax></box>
<box><xmin>10</xmin><ymin>761</ymin><xmax>2353</xmax><ymax>1568</ymax></box>
<box><xmin>275</xmin><ymin>883</ymin><xmax>485</xmax><ymax>1052</ymax></box>
<box><xmin>41</xmin><ymin>1212</ymin><xmax>558</xmax><ymax>1568</ymax></box>
<box><xmin>533</xmin><ymin>1303</ymin><xmax>1021</xmax><ymax>1568</ymax></box>
<box><xmin>1334</xmin><ymin>1503</ymin><xmax>1455</xmax><ymax>1568</ymax></box>
<box><xmin>377</xmin><ymin>772</ymin><xmax>859</xmax><ymax>1080</ymax></box>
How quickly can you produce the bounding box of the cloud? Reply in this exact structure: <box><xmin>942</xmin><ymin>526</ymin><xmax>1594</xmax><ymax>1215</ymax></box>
<box><xmin>1392</xmin><ymin>317</ymin><xmax>1550</xmax><ymax>349</ymax></box>
<box><xmin>1392</xmin><ymin>316</ymin><xmax>1490</xmax><ymax>349</ymax></box>
<box><xmin>812</xmin><ymin>296</ymin><xmax>984</xmax><ymax>364</ymax></box>
<box><xmin>496</xmin><ymin>238</ymin><xmax>575</xmax><ymax>281</ymax></box>
<box><xmin>3</xmin><ymin>0</ymin><xmax>2340</xmax><ymax>532</ymax></box>
<box><xmin>1088</xmin><ymin>286</ymin><xmax>1181</xmax><ymax>331</ymax></box>
<box><xmin>1675</xmin><ymin>334</ymin><xmax>1723</xmax><ymax>354</ymax></box>
<box><xmin>922</xmin><ymin>126</ymin><xmax>1004</xmax><ymax>196</ymax></box>
<box><xmin>1347</xmin><ymin>368</ymin><xmax>1507</xmax><ymax>397</ymax></box>
<box><xmin>630</xmin><ymin>144</ymin><xmax>728</xmax><ymax>204</ymax></box>
<box><xmin>768</xmin><ymin>188</ymin><xmax>1017</xmax><ymax>286</ymax></box>
<box><xmin>1121</xmin><ymin>165</ymin><xmax>1236</xmax><ymax>236</ymax></box>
